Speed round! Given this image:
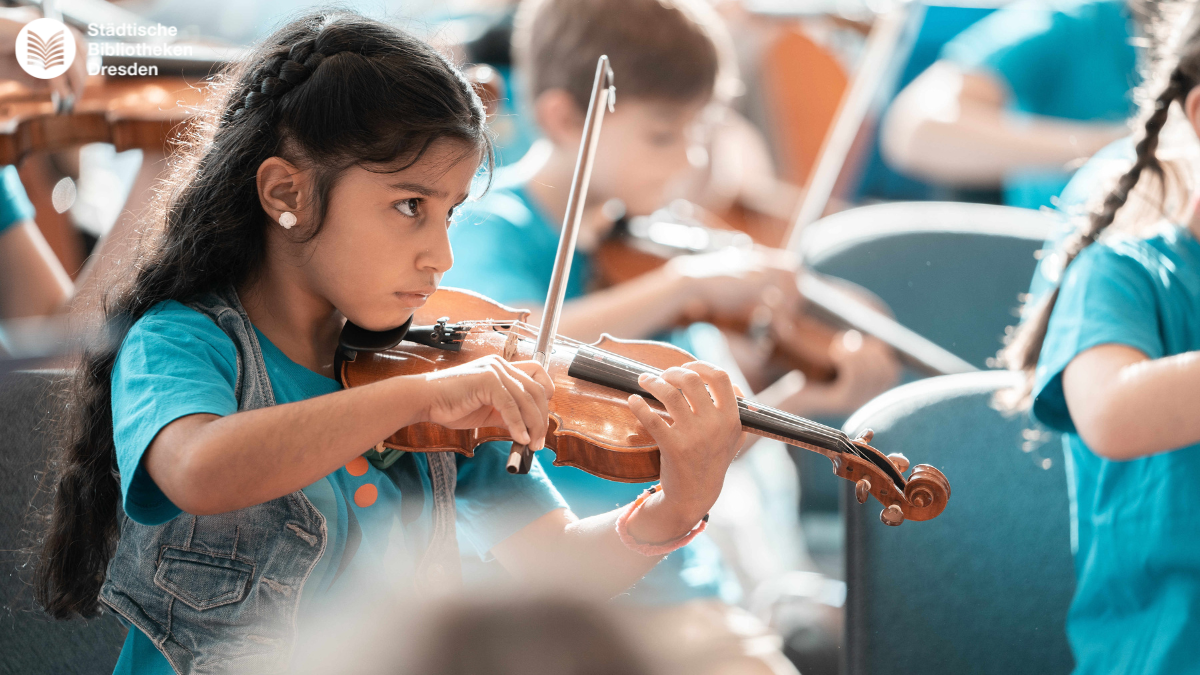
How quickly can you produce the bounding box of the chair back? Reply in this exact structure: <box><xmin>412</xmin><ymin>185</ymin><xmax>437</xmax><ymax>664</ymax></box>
<box><xmin>841</xmin><ymin>370</ymin><xmax>1074</xmax><ymax>675</ymax></box>
<box><xmin>802</xmin><ymin>201</ymin><xmax>1056</xmax><ymax>369</ymax></box>
<box><xmin>0</xmin><ymin>370</ymin><xmax>126</xmax><ymax>675</ymax></box>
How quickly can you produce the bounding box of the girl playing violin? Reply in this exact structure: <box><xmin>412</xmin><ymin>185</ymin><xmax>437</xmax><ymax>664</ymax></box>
<box><xmin>32</xmin><ymin>12</ymin><xmax>744</xmax><ymax>674</ymax></box>
<box><xmin>1006</xmin><ymin>1</ymin><xmax>1200</xmax><ymax>671</ymax></box>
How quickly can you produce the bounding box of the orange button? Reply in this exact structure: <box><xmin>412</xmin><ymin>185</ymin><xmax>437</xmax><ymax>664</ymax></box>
<box><xmin>353</xmin><ymin>483</ymin><xmax>378</xmax><ymax>508</ymax></box>
<box><xmin>346</xmin><ymin>456</ymin><xmax>369</xmax><ymax>477</ymax></box>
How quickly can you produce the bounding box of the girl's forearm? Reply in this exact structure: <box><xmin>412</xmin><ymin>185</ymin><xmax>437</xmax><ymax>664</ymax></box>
<box><xmin>492</xmin><ymin>493</ymin><xmax>707</xmax><ymax>599</ymax></box>
<box><xmin>1064</xmin><ymin>346</ymin><xmax>1200</xmax><ymax>459</ymax></box>
<box><xmin>884</xmin><ymin>65</ymin><xmax>1126</xmax><ymax>186</ymax></box>
<box><xmin>0</xmin><ymin>221</ymin><xmax>73</xmax><ymax>319</ymax></box>
<box><xmin>146</xmin><ymin>375</ymin><xmax>428</xmax><ymax>514</ymax></box>
<box><xmin>897</xmin><ymin>109</ymin><xmax>1125</xmax><ymax>185</ymax></box>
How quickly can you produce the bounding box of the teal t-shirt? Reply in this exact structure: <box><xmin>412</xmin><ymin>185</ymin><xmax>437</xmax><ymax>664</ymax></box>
<box><xmin>444</xmin><ymin>182</ymin><xmax>740</xmax><ymax>606</ymax></box>
<box><xmin>109</xmin><ymin>300</ymin><xmax>567</xmax><ymax>673</ymax></box>
<box><xmin>0</xmin><ymin>165</ymin><xmax>34</xmax><ymax>236</ymax></box>
<box><xmin>1031</xmin><ymin>226</ymin><xmax>1200</xmax><ymax>674</ymax></box>
<box><xmin>0</xmin><ymin>164</ymin><xmax>37</xmax><ymax>351</ymax></box>
<box><xmin>942</xmin><ymin>0</ymin><xmax>1138</xmax><ymax>210</ymax></box>
<box><xmin>1028</xmin><ymin>136</ymin><xmax>1135</xmax><ymax>305</ymax></box>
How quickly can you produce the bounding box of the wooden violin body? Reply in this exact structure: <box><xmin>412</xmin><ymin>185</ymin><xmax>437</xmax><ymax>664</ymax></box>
<box><xmin>341</xmin><ymin>288</ymin><xmax>681</xmax><ymax>482</ymax></box>
<box><xmin>339</xmin><ymin>288</ymin><xmax>950</xmax><ymax>524</ymax></box>
<box><xmin>0</xmin><ymin>63</ymin><xmax>506</xmax><ymax>165</ymax></box>
<box><xmin>0</xmin><ymin>76</ymin><xmax>207</xmax><ymax>165</ymax></box>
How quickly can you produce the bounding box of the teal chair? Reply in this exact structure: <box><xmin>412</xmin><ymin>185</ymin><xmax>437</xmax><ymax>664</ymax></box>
<box><xmin>795</xmin><ymin>202</ymin><xmax>1056</xmax><ymax>517</ymax></box>
<box><xmin>801</xmin><ymin>201</ymin><xmax>1056</xmax><ymax>370</ymax></box>
<box><xmin>0</xmin><ymin>370</ymin><xmax>126</xmax><ymax>675</ymax></box>
<box><xmin>841</xmin><ymin>370</ymin><xmax>1074</xmax><ymax>675</ymax></box>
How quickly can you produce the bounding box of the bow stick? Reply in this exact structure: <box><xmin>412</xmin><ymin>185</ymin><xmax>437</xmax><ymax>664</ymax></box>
<box><xmin>507</xmin><ymin>55</ymin><xmax>616</xmax><ymax>474</ymax></box>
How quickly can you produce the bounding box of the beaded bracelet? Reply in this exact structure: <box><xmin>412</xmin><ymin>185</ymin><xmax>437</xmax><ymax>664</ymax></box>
<box><xmin>615</xmin><ymin>485</ymin><xmax>708</xmax><ymax>556</ymax></box>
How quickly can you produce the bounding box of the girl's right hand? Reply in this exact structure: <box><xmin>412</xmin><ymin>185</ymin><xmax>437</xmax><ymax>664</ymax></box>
<box><xmin>418</xmin><ymin>355</ymin><xmax>556</xmax><ymax>450</ymax></box>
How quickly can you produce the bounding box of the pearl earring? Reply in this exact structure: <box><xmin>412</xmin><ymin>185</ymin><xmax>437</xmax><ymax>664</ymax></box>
<box><xmin>279</xmin><ymin>212</ymin><xmax>297</xmax><ymax>229</ymax></box>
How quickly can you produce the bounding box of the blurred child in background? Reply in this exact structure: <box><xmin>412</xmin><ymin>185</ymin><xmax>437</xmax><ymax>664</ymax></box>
<box><xmin>1006</xmin><ymin>1</ymin><xmax>1200</xmax><ymax>671</ymax></box>
<box><xmin>883</xmin><ymin>0</ymin><xmax>1139</xmax><ymax>210</ymax></box>
<box><xmin>0</xmin><ymin>9</ymin><xmax>86</xmax><ymax>324</ymax></box>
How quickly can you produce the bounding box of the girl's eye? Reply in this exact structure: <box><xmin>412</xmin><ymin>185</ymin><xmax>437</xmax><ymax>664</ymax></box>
<box><xmin>396</xmin><ymin>198</ymin><xmax>421</xmax><ymax>218</ymax></box>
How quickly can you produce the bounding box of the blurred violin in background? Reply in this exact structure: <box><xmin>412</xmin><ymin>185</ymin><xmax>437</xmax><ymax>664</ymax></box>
<box><xmin>594</xmin><ymin>199</ymin><xmax>976</xmax><ymax>384</ymax></box>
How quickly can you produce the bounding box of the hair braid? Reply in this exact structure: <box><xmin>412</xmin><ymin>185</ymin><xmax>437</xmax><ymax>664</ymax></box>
<box><xmin>227</xmin><ymin>37</ymin><xmax>335</xmax><ymax>120</ymax></box>
<box><xmin>1001</xmin><ymin>66</ymin><xmax>1194</xmax><ymax>405</ymax></box>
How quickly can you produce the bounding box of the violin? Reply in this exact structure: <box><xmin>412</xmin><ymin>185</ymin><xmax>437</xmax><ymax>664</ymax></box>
<box><xmin>337</xmin><ymin>286</ymin><xmax>950</xmax><ymax>526</ymax></box>
<box><xmin>595</xmin><ymin>204</ymin><xmax>840</xmax><ymax>382</ymax></box>
<box><xmin>594</xmin><ymin>202</ymin><xmax>977</xmax><ymax>380</ymax></box>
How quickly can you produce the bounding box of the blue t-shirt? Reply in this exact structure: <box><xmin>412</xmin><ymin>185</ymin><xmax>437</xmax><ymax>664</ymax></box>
<box><xmin>0</xmin><ymin>165</ymin><xmax>34</xmax><ymax>236</ymax></box>
<box><xmin>444</xmin><ymin>182</ymin><xmax>740</xmax><ymax>606</ymax></box>
<box><xmin>1028</xmin><ymin>136</ymin><xmax>1135</xmax><ymax>304</ymax></box>
<box><xmin>110</xmin><ymin>300</ymin><xmax>567</xmax><ymax>673</ymax></box>
<box><xmin>0</xmin><ymin>164</ymin><xmax>37</xmax><ymax>349</ymax></box>
<box><xmin>942</xmin><ymin>0</ymin><xmax>1138</xmax><ymax>210</ymax></box>
<box><xmin>1031</xmin><ymin>226</ymin><xmax>1200</xmax><ymax>674</ymax></box>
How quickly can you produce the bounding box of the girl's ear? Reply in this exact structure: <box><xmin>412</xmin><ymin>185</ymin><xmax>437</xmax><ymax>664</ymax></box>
<box><xmin>256</xmin><ymin>157</ymin><xmax>312</xmax><ymax>228</ymax></box>
<box><xmin>1184</xmin><ymin>85</ymin><xmax>1200</xmax><ymax>141</ymax></box>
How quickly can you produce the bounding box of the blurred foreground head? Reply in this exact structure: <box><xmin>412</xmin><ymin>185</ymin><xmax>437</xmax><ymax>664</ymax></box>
<box><xmin>408</xmin><ymin>595</ymin><xmax>654</xmax><ymax>675</ymax></box>
<box><xmin>292</xmin><ymin>592</ymin><xmax>657</xmax><ymax>675</ymax></box>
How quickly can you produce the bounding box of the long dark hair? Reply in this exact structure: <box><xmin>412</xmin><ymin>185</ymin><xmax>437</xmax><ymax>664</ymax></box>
<box><xmin>1002</xmin><ymin>0</ymin><xmax>1200</xmax><ymax>404</ymax></box>
<box><xmin>33</xmin><ymin>10</ymin><xmax>491</xmax><ymax>619</ymax></box>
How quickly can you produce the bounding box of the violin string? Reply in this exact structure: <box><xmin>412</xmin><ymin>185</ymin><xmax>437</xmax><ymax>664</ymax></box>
<box><xmin>435</xmin><ymin>321</ymin><xmax>895</xmax><ymax>482</ymax></box>
<box><xmin>470</xmin><ymin>318</ymin><xmax>854</xmax><ymax>447</ymax></box>
<box><xmin>458</xmin><ymin>319</ymin><xmax>865</xmax><ymax>457</ymax></box>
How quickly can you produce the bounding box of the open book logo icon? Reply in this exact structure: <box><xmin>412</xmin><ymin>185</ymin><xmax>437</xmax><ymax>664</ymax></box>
<box><xmin>27</xmin><ymin>29</ymin><xmax>65</xmax><ymax>70</ymax></box>
<box><xmin>15</xmin><ymin>18</ymin><xmax>75</xmax><ymax>80</ymax></box>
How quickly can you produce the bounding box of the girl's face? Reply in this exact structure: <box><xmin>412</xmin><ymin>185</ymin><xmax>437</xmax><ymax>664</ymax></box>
<box><xmin>294</xmin><ymin>139</ymin><xmax>479</xmax><ymax>331</ymax></box>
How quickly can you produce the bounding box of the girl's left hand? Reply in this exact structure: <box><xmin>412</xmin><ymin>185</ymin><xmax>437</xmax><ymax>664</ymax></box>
<box><xmin>626</xmin><ymin>362</ymin><xmax>743</xmax><ymax>538</ymax></box>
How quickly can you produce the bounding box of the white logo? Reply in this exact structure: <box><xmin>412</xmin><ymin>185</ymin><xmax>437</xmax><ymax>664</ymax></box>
<box><xmin>16</xmin><ymin>18</ymin><xmax>75</xmax><ymax>80</ymax></box>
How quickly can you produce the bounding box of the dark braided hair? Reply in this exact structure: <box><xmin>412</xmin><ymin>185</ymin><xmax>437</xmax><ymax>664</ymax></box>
<box><xmin>33</xmin><ymin>10</ymin><xmax>491</xmax><ymax>619</ymax></box>
<box><xmin>1001</xmin><ymin>1</ymin><xmax>1200</xmax><ymax>405</ymax></box>
<box><xmin>230</xmin><ymin>37</ymin><xmax>330</xmax><ymax>118</ymax></box>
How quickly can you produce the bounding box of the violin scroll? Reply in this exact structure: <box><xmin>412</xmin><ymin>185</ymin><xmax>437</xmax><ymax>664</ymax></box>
<box><xmin>903</xmin><ymin>463</ymin><xmax>951</xmax><ymax>520</ymax></box>
<box><xmin>832</xmin><ymin>437</ymin><xmax>949</xmax><ymax>525</ymax></box>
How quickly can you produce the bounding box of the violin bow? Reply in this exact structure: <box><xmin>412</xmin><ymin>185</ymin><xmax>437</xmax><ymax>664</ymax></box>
<box><xmin>784</xmin><ymin>2</ymin><xmax>912</xmax><ymax>245</ymax></box>
<box><xmin>506</xmin><ymin>55</ymin><xmax>616</xmax><ymax>474</ymax></box>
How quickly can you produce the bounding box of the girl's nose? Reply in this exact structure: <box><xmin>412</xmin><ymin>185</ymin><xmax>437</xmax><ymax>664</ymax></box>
<box><xmin>422</xmin><ymin>222</ymin><xmax>455</xmax><ymax>274</ymax></box>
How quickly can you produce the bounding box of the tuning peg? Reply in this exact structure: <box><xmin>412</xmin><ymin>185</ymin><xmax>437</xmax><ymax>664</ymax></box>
<box><xmin>880</xmin><ymin>504</ymin><xmax>904</xmax><ymax>526</ymax></box>
<box><xmin>856</xmin><ymin>429</ymin><xmax>874</xmax><ymax>443</ymax></box>
<box><xmin>887</xmin><ymin>452</ymin><xmax>910</xmax><ymax>473</ymax></box>
<box><xmin>855</xmin><ymin>478</ymin><xmax>871</xmax><ymax>504</ymax></box>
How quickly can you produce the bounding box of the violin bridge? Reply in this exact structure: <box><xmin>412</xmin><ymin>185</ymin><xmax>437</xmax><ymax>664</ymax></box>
<box><xmin>503</xmin><ymin>329</ymin><xmax>520</xmax><ymax>361</ymax></box>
